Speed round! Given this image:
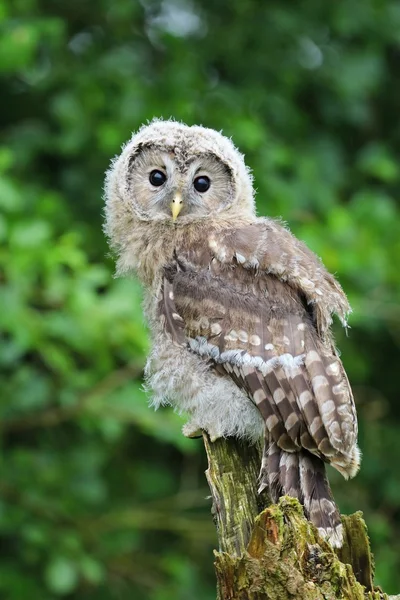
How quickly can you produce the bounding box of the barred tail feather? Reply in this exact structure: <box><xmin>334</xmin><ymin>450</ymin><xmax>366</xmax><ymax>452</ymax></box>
<box><xmin>259</xmin><ymin>438</ymin><xmax>343</xmax><ymax>548</ymax></box>
<box><xmin>299</xmin><ymin>452</ymin><xmax>343</xmax><ymax>548</ymax></box>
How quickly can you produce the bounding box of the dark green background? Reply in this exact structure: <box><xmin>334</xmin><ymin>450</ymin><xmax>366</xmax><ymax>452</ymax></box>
<box><xmin>1</xmin><ymin>0</ymin><xmax>400</xmax><ymax>597</ymax></box>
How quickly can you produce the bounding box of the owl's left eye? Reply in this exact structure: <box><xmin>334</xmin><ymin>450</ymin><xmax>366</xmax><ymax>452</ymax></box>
<box><xmin>193</xmin><ymin>176</ymin><xmax>211</xmax><ymax>193</ymax></box>
<box><xmin>149</xmin><ymin>170</ymin><xmax>167</xmax><ymax>187</ymax></box>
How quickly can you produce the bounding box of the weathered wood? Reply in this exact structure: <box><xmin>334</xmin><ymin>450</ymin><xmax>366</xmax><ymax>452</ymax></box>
<box><xmin>338</xmin><ymin>513</ymin><xmax>375</xmax><ymax>591</ymax></box>
<box><xmin>203</xmin><ymin>433</ymin><xmax>395</xmax><ymax>600</ymax></box>
<box><xmin>203</xmin><ymin>433</ymin><xmax>268</xmax><ymax>556</ymax></box>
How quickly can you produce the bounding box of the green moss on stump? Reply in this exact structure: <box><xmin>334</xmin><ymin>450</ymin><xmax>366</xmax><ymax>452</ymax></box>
<box><xmin>215</xmin><ymin>499</ymin><xmax>367</xmax><ymax>600</ymax></box>
<box><xmin>204</xmin><ymin>434</ymin><xmax>395</xmax><ymax>599</ymax></box>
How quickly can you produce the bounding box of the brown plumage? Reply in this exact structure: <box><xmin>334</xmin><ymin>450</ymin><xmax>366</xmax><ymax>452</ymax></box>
<box><xmin>104</xmin><ymin>119</ymin><xmax>360</xmax><ymax>548</ymax></box>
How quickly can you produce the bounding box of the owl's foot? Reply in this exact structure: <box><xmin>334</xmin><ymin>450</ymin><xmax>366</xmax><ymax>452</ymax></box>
<box><xmin>207</xmin><ymin>429</ymin><xmax>224</xmax><ymax>442</ymax></box>
<box><xmin>182</xmin><ymin>420</ymin><xmax>202</xmax><ymax>439</ymax></box>
<box><xmin>182</xmin><ymin>420</ymin><xmax>223</xmax><ymax>442</ymax></box>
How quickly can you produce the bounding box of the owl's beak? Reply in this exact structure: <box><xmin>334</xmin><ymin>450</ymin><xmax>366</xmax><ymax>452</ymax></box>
<box><xmin>171</xmin><ymin>192</ymin><xmax>183</xmax><ymax>222</ymax></box>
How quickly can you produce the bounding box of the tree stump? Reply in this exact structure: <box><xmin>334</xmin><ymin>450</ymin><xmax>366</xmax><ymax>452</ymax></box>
<box><xmin>203</xmin><ymin>433</ymin><xmax>396</xmax><ymax>600</ymax></box>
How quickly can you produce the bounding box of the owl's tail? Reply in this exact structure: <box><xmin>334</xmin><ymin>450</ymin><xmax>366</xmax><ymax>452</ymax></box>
<box><xmin>258</xmin><ymin>440</ymin><xmax>343</xmax><ymax>548</ymax></box>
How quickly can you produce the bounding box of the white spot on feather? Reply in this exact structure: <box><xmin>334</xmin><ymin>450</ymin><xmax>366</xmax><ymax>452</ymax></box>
<box><xmin>306</xmin><ymin>350</ymin><xmax>321</xmax><ymax>363</ymax></box>
<box><xmin>337</xmin><ymin>405</ymin><xmax>349</xmax><ymax>417</ymax></box>
<box><xmin>273</xmin><ymin>388</ymin><xmax>285</xmax><ymax>403</ymax></box>
<box><xmin>209</xmin><ymin>238</ymin><xmax>218</xmax><ymax>252</ymax></box>
<box><xmin>279</xmin><ymin>353</ymin><xmax>305</xmax><ymax>369</ymax></box>
<box><xmin>253</xmin><ymin>389</ymin><xmax>266</xmax><ymax>404</ymax></box>
<box><xmin>313</xmin><ymin>375</ymin><xmax>329</xmax><ymax>389</ymax></box>
<box><xmin>217</xmin><ymin>248</ymin><xmax>226</xmax><ymax>262</ymax></box>
<box><xmin>328</xmin><ymin>421</ymin><xmax>341</xmax><ymax>438</ymax></box>
<box><xmin>332</xmin><ymin>383</ymin><xmax>344</xmax><ymax>395</ymax></box>
<box><xmin>326</xmin><ymin>362</ymin><xmax>340</xmax><ymax>376</ymax></box>
<box><xmin>211</xmin><ymin>323</ymin><xmax>222</xmax><ymax>336</ymax></box>
<box><xmin>266</xmin><ymin>414</ymin><xmax>279</xmax><ymax>430</ymax></box>
<box><xmin>249</xmin><ymin>334</ymin><xmax>261</xmax><ymax>346</ymax></box>
<box><xmin>310</xmin><ymin>416</ymin><xmax>322</xmax><ymax>435</ymax></box>
<box><xmin>299</xmin><ymin>390</ymin><xmax>313</xmax><ymax>405</ymax></box>
<box><xmin>199</xmin><ymin>317</ymin><xmax>209</xmax><ymax>329</ymax></box>
<box><xmin>225</xmin><ymin>329</ymin><xmax>238</xmax><ymax>342</ymax></box>
<box><xmin>238</xmin><ymin>330</ymin><xmax>249</xmax><ymax>343</ymax></box>
<box><xmin>285</xmin><ymin>413</ymin><xmax>298</xmax><ymax>431</ymax></box>
<box><xmin>322</xmin><ymin>400</ymin><xmax>336</xmax><ymax>415</ymax></box>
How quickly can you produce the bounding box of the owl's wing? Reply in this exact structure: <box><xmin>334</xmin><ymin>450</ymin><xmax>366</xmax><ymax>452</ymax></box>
<box><xmin>207</xmin><ymin>219</ymin><xmax>352</xmax><ymax>337</ymax></box>
<box><xmin>159</xmin><ymin>221</ymin><xmax>358</xmax><ymax>477</ymax></box>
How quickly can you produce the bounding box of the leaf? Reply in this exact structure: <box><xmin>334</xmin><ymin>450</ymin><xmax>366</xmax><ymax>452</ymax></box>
<box><xmin>44</xmin><ymin>557</ymin><xmax>79</xmax><ymax>595</ymax></box>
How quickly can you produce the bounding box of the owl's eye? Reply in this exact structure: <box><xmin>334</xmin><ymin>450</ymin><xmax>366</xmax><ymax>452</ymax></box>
<box><xmin>193</xmin><ymin>176</ymin><xmax>211</xmax><ymax>193</ymax></box>
<box><xmin>149</xmin><ymin>170</ymin><xmax>167</xmax><ymax>187</ymax></box>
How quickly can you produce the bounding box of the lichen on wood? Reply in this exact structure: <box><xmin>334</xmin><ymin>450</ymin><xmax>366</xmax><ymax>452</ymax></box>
<box><xmin>203</xmin><ymin>433</ymin><xmax>395</xmax><ymax>600</ymax></box>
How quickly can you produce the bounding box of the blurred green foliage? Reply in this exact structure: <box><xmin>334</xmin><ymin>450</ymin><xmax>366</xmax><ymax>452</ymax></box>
<box><xmin>1</xmin><ymin>0</ymin><xmax>400</xmax><ymax>597</ymax></box>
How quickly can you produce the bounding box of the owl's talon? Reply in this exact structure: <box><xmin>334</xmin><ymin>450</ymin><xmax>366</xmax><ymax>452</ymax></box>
<box><xmin>182</xmin><ymin>421</ymin><xmax>223</xmax><ymax>442</ymax></box>
<box><xmin>208</xmin><ymin>431</ymin><xmax>223</xmax><ymax>442</ymax></box>
<box><xmin>182</xmin><ymin>422</ymin><xmax>202</xmax><ymax>438</ymax></box>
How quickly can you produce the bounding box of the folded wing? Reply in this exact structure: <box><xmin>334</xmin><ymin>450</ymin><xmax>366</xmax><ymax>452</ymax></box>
<box><xmin>158</xmin><ymin>222</ymin><xmax>360</xmax><ymax>546</ymax></box>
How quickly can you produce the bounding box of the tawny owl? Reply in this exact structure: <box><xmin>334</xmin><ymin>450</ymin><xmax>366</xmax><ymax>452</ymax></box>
<box><xmin>104</xmin><ymin>119</ymin><xmax>360</xmax><ymax>547</ymax></box>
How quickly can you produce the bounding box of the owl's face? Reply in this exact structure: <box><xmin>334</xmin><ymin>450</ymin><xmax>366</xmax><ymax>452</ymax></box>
<box><xmin>127</xmin><ymin>144</ymin><xmax>234</xmax><ymax>222</ymax></box>
<box><xmin>106</xmin><ymin>120</ymin><xmax>255</xmax><ymax>230</ymax></box>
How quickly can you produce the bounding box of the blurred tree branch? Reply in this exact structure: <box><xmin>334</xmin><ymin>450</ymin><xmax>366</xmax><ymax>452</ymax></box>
<box><xmin>203</xmin><ymin>433</ymin><xmax>396</xmax><ymax>600</ymax></box>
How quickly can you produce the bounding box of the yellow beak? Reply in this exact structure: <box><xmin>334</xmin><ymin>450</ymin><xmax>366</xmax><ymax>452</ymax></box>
<box><xmin>171</xmin><ymin>193</ymin><xmax>183</xmax><ymax>222</ymax></box>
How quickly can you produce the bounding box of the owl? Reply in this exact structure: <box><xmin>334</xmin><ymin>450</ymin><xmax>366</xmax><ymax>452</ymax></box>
<box><xmin>104</xmin><ymin>119</ymin><xmax>360</xmax><ymax>548</ymax></box>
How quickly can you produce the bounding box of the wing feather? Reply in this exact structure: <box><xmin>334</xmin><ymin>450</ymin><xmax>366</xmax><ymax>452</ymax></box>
<box><xmin>159</xmin><ymin>230</ymin><xmax>358</xmax><ymax>477</ymax></box>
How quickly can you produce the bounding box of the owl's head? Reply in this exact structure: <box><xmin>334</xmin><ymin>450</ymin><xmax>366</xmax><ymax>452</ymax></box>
<box><xmin>104</xmin><ymin>120</ymin><xmax>255</xmax><ymax>236</ymax></box>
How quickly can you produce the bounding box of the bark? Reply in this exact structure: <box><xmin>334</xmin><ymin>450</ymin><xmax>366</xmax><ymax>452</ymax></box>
<box><xmin>203</xmin><ymin>433</ymin><xmax>396</xmax><ymax>600</ymax></box>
